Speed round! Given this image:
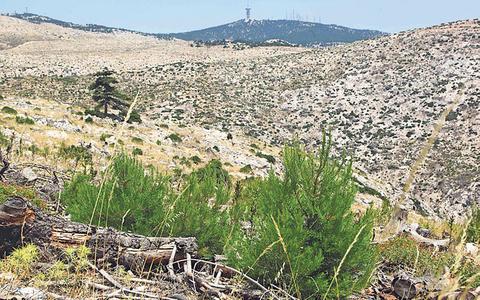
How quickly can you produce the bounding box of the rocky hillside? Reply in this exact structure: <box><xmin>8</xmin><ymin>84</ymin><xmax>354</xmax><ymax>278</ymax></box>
<box><xmin>168</xmin><ymin>19</ymin><xmax>385</xmax><ymax>46</ymax></box>
<box><xmin>0</xmin><ymin>16</ymin><xmax>479</xmax><ymax>218</ymax></box>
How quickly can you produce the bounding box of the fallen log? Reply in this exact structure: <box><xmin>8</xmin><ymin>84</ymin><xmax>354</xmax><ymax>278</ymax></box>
<box><xmin>0</xmin><ymin>196</ymin><xmax>197</xmax><ymax>271</ymax></box>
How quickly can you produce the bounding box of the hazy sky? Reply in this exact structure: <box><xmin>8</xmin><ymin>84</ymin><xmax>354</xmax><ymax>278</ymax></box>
<box><xmin>0</xmin><ymin>0</ymin><xmax>478</xmax><ymax>33</ymax></box>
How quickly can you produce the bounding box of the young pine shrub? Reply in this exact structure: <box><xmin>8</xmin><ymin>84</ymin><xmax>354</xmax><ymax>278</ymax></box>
<box><xmin>61</xmin><ymin>154</ymin><xmax>171</xmax><ymax>235</ymax></box>
<box><xmin>226</xmin><ymin>136</ymin><xmax>377</xmax><ymax>299</ymax></box>
<box><xmin>163</xmin><ymin>160</ymin><xmax>234</xmax><ymax>257</ymax></box>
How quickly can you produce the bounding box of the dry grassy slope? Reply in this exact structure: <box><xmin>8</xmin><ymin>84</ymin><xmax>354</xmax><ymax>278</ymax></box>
<box><xmin>0</xmin><ymin>16</ymin><xmax>479</xmax><ymax>218</ymax></box>
<box><xmin>0</xmin><ymin>97</ymin><xmax>279</xmax><ymax>179</ymax></box>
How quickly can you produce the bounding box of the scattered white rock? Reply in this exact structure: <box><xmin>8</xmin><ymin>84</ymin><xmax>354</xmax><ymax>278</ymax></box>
<box><xmin>21</xmin><ymin>167</ymin><xmax>38</xmax><ymax>182</ymax></box>
<box><xmin>16</xmin><ymin>287</ymin><xmax>46</xmax><ymax>300</ymax></box>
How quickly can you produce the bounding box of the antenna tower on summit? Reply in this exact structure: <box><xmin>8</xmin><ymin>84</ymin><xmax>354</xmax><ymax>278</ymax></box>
<box><xmin>245</xmin><ymin>0</ymin><xmax>251</xmax><ymax>21</ymax></box>
<box><xmin>245</xmin><ymin>7</ymin><xmax>251</xmax><ymax>20</ymax></box>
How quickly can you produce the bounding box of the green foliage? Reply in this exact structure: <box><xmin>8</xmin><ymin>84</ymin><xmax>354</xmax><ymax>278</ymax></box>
<box><xmin>122</xmin><ymin>110</ymin><xmax>142</xmax><ymax>123</ymax></box>
<box><xmin>0</xmin><ymin>182</ymin><xmax>44</xmax><ymax>207</ymax></box>
<box><xmin>89</xmin><ymin>69</ymin><xmax>128</xmax><ymax>116</ymax></box>
<box><xmin>167</xmin><ymin>133</ymin><xmax>182</xmax><ymax>143</ymax></box>
<box><xmin>58</xmin><ymin>143</ymin><xmax>93</xmax><ymax>170</ymax></box>
<box><xmin>84</xmin><ymin>116</ymin><xmax>94</xmax><ymax>124</ymax></box>
<box><xmin>61</xmin><ymin>136</ymin><xmax>378</xmax><ymax>298</ymax></box>
<box><xmin>0</xmin><ymin>95</ymin><xmax>4</xmax><ymax>101</ymax></box>
<box><xmin>255</xmin><ymin>151</ymin><xmax>276</xmax><ymax>164</ymax></box>
<box><xmin>467</xmin><ymin>207</ymin><xmax>480</xmax><ymax>243</ymax></box>
<box><xmin>1</xmin><ymin>106</ymin><xmax>17</xmax><ymax>115</ymax></box>
<box><xmin>0</xmin><ymin>131</ymin><xmax>10</xmax><ymax>147</ymax></box>
<box><xmin>64</xmin><ymin>245</ymin><xmax>91</xmax><ymax>272</ymax></box>
<box><xmin>15</xmin><ymin>115</ymin><xmax>35</xmax><ymax>125</ymax></box>
<box><xmin>131</xmin><ymin>136</ymin><xmax>143</xmax><ymax>144</ymax></box>
<box><xmin>190</xmin><ymin>155</ymin><xmax>202</xmax><ymax>165</ymax></box>
<box><xmin>28</xmin><ymin>144</ymin><xmax>40</xmax><ymax>156</ymax></box>
<box><xmin>46</xmin><ymin>261</ymin><xmax>68</xmax><ymax>280</ymax></box>
<box><xmin>62</xmin><ymin>154</ymin><xmax>171</xmax><ymax>235</ymax></box>
<box><xmin>84</xmin><ymin>108</ymin><xmax>103</xmax><ymax>118</ymax></box>
<box><xmin>100</xmin><ymin>133</ymin><xmax>113</xmax><ymax>142</ymax></box>
<box><xmin>226</xmin><ymin>137</ymin><xmax>377</xmax><ymax>299</ymax></box>
<box><xmin>380</xmin><ymin>235</ymin><xmax>452</xmax><ymax>277</ymax></box>
<box><xmin>239</xmin><ymin>164</ymin><xmax>253</xmax><ymax>174</ymax></box>
<box><xmin>132</xmin><ymin>147</ymin><xmax>143</xmax><ymax>156</ymax></box>
<box><xmin>0</xmin><ymin>244</ymin><xmax>39</xmax><ymax>278</ymax></box>
<box><xmin>165</xmin><ymin>160</ymin><xmax>234</xmax><ymax>257</ymax></box>
<box><xmin>158</xmin><ymin>123</ymin><xmax>169</xmax><ymax>129</ymax></box>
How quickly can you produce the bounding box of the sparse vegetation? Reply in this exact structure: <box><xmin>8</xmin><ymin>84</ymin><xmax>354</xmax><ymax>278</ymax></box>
<box><xmin>167</xmin><ymin>133</ymin><xmax>182</xmax><ymax>143</ymax></box>
<box><xmin>132</xmin><ymin>147</ymin><xmax>143</xmax><ymax>156</ymax></box>
<box><xmin>190</xmin><ymin>155</ymin><xmax>202</xmax><ymax>164</ymax></box>
<box><xmin>131</xmin><ymin>136</ymin><xmax>143</xmax><ymax>144</ymax></box>
<box><xmin>0</xmin><ymin>182</ymin><xmax>44</xmax><ymax>207</ymax></box>
<box><xmin>84</xmin><ymin>116</ymin><xmax>93</xmax><ymax>124</ymax></box>
<box><xmin>1</xmin><ymin>106</ymin><xmax>17</xmax><ymax>115</ymax></box>
<box><xmin>239</xmin><ymin>164</ymin><xmax>253</xmax><ymax>173</ymax></box>
<box><xmin>100</xmin><ymin>133</ymin><xmax>112</xmax><ymax>142</ymax></box>
<box><xmin>57</xmin><ymin>143</ymin><xmax>93</xmax><ymax>170</ymax></box>
<box><xmin>255</xmin><ymin>151</ymin><xmax>276</xmax><ymax>164</ymax></box>
<box><xmin>467</xmin><ymin>207</ymin><xmax>480</xmax><ymax>243</ymax></box>
<box><xmin>0</xmin><ymin>244</ymin><xmax>39</xmax><ymax>279</ymax></box>
<box><xmin>15</xmin><ymin>115</ymin><xmax>35</xmax><ymax>125</ymax></box>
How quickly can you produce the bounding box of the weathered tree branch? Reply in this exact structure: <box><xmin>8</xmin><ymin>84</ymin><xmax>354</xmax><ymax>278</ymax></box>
<box><xmin>0</xmin><ymin>197</ymin><xmax>197</xmax><ymax>271</ymax></box>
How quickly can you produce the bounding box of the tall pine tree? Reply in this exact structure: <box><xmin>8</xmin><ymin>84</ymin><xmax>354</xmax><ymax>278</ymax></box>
<box><xmin>89</xmin><ymin>70</ymin><xmax>127</xmax><ymax>116</ymax></box>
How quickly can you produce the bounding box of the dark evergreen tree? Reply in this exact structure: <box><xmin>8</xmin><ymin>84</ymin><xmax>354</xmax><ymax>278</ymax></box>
<box><xmin>89</xmin><ymin>70</ymin><xmax>127</xmax><ymax>116</ymax></box>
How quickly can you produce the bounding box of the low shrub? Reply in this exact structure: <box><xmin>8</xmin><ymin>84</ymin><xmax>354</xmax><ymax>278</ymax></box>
<box><xmin>255</xmin><ymin>151</ymin><xmax>276</xmax><ymax>164</ymax></box>
<box><xmin>84</xmin><ymin>108</ymin><xmax>104</xmax><ymax>118</ymax></box>
<box><xmin>131</xmin><ymin>136</ymin><xmax>143</xmax><ymax>144</ymax></box>
<box><xmin>239</xmin><ymin>164</ymin><xmax>253</xmax><ymax>174</ymax></box>
<box><xmin>100</xmin><ymin>133</ymin><xmax>113</xmax><ymax>142</ymax></box>
<box><xmin>61</xmin><ymin>135</ymin><xmax>378</xmax><ymax>298</ymax></box>
<box><xmin>0</xmin><ymin>131</ymin><xmax>9</xmax><ymax>147</ymax></box>
<box><xmin>126</xmin><ymin>110</ymin><xmax>142</xmax><ymax>123</ymax></box>
<box><xmin>62</xmin><ymin>155</ymin><xmax>170</xmax><ymax>235</ymax></box>
<box><xmin>165</xmin><ymin>160</ymin><xmax>234</xmax><ymax>257</ymax></box>
<box><xmin>1</xmin><ymin>106</ymin><xmax>17</xmax><ymax>115</ymax></box>
<box><xmin>57</xmin><ymin>143</ymin><xmax>93</xmax><ymax>170</ymax></box>
<box><xmin>159</xmin><ymin>123</ymin><xmax>169</xmax><ymax>129</ymax></box>
<box><xmin>167</xmin><ymin>133</ymin><xmax>182</xmax><ymax>143</ymax></box>
<box><xmin>132</xmin><ymin>147</ymin><xmax>143</xmax><ymax>156</ymax></box>
<box><xmin>15</xmin><ymin>115</ymin><xmax>35</xmax><ymax>125</ymax></box>
<box><xmin>84</xmin><ymin>116</ymin><xmax>94</xmax><ymax>124</ymax></box>
<box><xmin>0</xmin><ymin>244</ymin><xmax>38</xmax><ymax>278</ymax></box>
<box><xmin>0</xmin><ymin>182</ymin><xmax>44</xmax><ymax>207</ymax></box>
<box><xmin>190</xmin><ymin>155</ymin><xmax>202</xmax><ymax>164</ymax></box>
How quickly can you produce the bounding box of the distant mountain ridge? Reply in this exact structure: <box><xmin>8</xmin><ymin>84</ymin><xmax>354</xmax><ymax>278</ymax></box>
<box><xmin>7</xmin><ymin>13</ymin><xmax>386</xmax><ymax>46</ymax></box>
<box><xmin>168</xmin><ymin>19</ymin><xmax>386</xmax><ymax>46</ymax></box>
<box><xmin>7</xmin><ymin>13</ymin><xmax>158</xmax><ymax>37</ymax></box>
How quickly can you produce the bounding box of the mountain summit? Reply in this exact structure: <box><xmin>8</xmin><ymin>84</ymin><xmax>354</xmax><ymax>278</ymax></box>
<box><xmin>169</xmin><ymin>19</ymin><xmax>386</xmax><ymax>46</ymax></box>
<box><xmin>8</xmin><ymin>13</ymin><xmax>385</xmax><ymax>46</ymax></box>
